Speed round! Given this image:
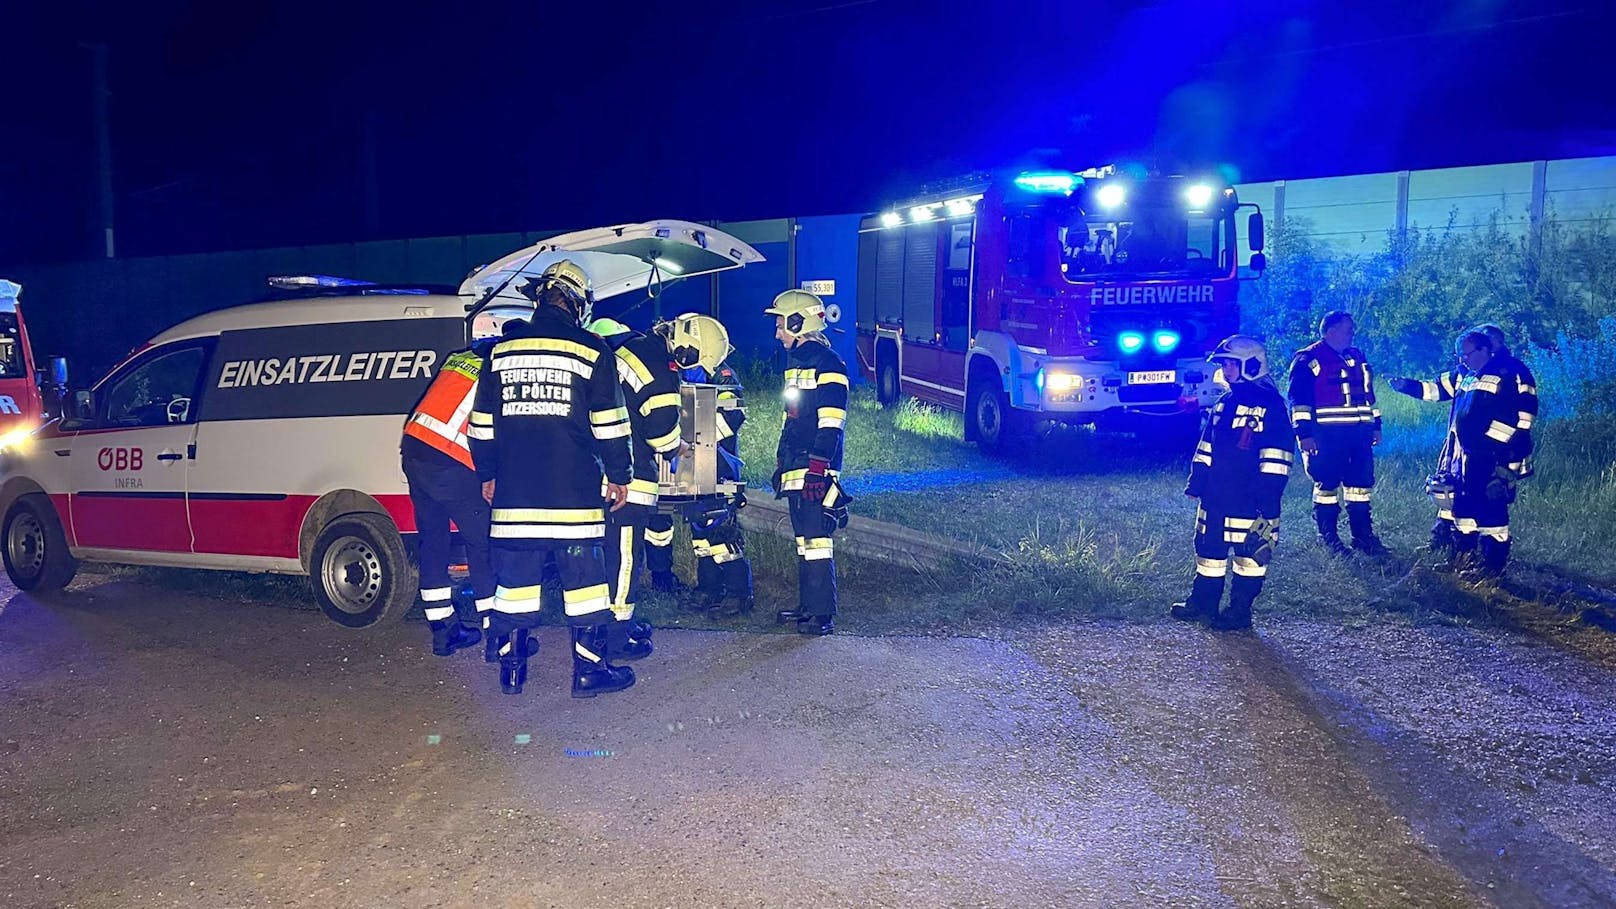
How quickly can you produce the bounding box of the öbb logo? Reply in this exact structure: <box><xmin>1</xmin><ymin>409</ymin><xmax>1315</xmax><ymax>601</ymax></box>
<box><xmin>97</xmin><ymin>447</ymin><xmax>143</xmax><ymax>472</ymax></box>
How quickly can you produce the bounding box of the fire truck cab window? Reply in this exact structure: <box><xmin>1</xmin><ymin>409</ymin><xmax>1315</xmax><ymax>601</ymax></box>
<box><xmin>0</xmin><ymin>325</ymin><xmax>23</xmax><ymax>380</ymax></box>
<box><xmin>1061</xmin><ymin>209</ymin><xmax>1227</xmax><ymax>280</ymax></box>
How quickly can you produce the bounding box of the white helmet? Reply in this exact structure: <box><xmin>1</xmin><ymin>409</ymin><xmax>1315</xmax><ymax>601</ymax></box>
<box><xmin>519</xmin><ymin>258</ymin><xmax>594</xmax><ymax>324</ymax></box>
<box><xmin>663</xmin><ymin>314</ymin><xmax>733</xmax><ymax>373</ymax></box>
<box><xmin>1207</xmin><ymin>334</ymin><xmax>1269</xmax><ymax>382</ymax></box>
<box><xmin>764</xmin><ymin>289</ymin><xmax>827</xmax><ymax>337</ymax></box>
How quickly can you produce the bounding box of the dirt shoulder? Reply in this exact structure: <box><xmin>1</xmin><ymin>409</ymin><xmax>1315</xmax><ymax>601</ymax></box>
<box><xmin>3</xmin><ymin>575</ymin><xmax>1615</xmax><ymax>908</ymax></box>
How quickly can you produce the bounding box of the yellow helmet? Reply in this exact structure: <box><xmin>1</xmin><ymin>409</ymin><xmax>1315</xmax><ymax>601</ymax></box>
<box><xmin>764</xmin><ymin>289</ymin><xmax>827</xmax><ymax>337</ymax></box>
<box><xmin>519</xmin><ymin>258</ymin><xmax>594</xmax><ymax>324</ymax></box>
<box><xmin>665</xmin><ymin>313</ymin><xmax>733</xmax><ymax>373</ymax></box>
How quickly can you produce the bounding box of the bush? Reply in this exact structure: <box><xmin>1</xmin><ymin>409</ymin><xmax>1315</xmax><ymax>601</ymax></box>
<box><xmin>1525</xmin><ymin>316</ymin><xmax>1616</xmax><ymax>420</ymax></box>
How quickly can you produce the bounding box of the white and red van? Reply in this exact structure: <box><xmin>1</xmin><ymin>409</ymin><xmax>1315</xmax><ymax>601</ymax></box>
<box><xmin>0</xmin><ymin>221</ymin><xmax>762</xmax><ymax>628</ymax></box>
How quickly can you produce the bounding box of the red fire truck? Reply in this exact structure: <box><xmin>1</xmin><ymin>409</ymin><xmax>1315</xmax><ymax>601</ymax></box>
<box><xmin>854</xmin><ymin>166</ymin><xmax>1266</xmax><ymax>453</ymax></box>
<box><xmin>0</xmin><ymin>281</ymin><xmax>54</xmax><ymax>451</ymax></box>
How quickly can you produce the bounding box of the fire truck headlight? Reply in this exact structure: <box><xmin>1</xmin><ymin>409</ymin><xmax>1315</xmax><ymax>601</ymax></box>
<box><xmin>1152</xmin><ymin>330</ymin><xmax>1182</xmax><ymax>353</ymax></box>
<box><xmin>1044</xmin><ymin>372</ymin><xmax>1082</xmax><ymax>391</ymax></box>
<box><xmin>1118</xmin><ymin>331</ymin><xmax>1146</xmax><ymax>354</ymax></box>
<box><xmin>1184</xmin><ymin>184</ymin><xmax>1215</xmax><ymax>210</ymax></box>
<box><xmin>1097</xmin><ymin>184</ymin><xmax>1126</xmax><ymax>209</ymax></box>
<box><xmin>880</xmin><ymin>212</ymin><xmax>903</xmax><ymax>228</ymax></box>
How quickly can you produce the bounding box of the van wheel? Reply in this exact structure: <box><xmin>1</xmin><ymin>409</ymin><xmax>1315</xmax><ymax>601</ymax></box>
<box><xmin>310</xmin><ymin>513</ymin><xmax>416</xmax><ymax>628</ymax></box>
<box><xmin>876</xmin><ymin>354</ymin><xmax>901</xmax><ymax>406</ymax></box>
<box><xmin>3</xmin><ymin>494</ymin><xmax>78</xmax><ymax>593</ymax></box>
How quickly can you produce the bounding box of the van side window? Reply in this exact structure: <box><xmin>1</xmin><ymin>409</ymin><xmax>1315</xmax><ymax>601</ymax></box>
<box><xmin>104</xmin><ymin>346</ymin><xmax>209</xmax><ymax>428</ymax></box>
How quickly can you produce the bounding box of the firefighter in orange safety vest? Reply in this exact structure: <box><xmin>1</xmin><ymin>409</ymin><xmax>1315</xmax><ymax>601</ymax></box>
<box><xmin>401</xmin><ymin>341</ymin><xmax>495</xmax><ymax>658</ymax></box>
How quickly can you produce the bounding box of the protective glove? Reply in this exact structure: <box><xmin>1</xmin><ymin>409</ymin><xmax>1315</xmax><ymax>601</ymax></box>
<box><xmin>1387</xmin><ymin>376</ymin><xmax>1422</xmax><ymax>397</ymax></box>
<box><xmin>802</xmin><ymin>456</ymin><xmax>831</xmax><ymax>503</ymax></box>
<box><xmin>1248</xmin><ymin>514</ymin><xmax>1281</xmax><ymax>566</ymax></box>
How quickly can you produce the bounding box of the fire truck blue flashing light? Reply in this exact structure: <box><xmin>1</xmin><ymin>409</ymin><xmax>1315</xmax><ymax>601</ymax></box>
<box><xmin>1152</xmin><ymin>330</ymin><xmax>1182</xmax><ymax>353</ymax></box>
<box><xmin>1118</xmin><ymin>331</ymin><xmax>1146</xmax><ymax>354</ymax></box>
<box><xmin>1184</xmin><ymin>184</ymin><xmax>1215</xmax><ymax>209</ymax></box>
<box><xmin>1014</xmin><ymin>172</ymin><xmax>1079</xmax><ymax>195</ymax></box>
<box><xmin>1097</xmin><ymin>184</ymin><xmax>1126</xmax><ymax>209</ymax></box>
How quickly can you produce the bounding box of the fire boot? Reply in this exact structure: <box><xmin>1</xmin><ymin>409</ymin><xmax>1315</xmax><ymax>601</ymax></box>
<box><xmin>1477</xmin><ymin>535</ymin><xmax>1511</xmax><ymax>578</ymax></box>
<box><xmin>1211</xmin><ymin>578</ymin><xmax>1259</xmax><ymax>631</ymax></box>
<box><xmin>484</xmin><ymin>631</ymin><xmax>539</xmax><ymax>664</ymax></box>
<box><xmin>1346</xmin><ymin>503</ymin><xmax>1390</xmax><ymax>557</ymax></box>
<box><xmin>598</xmin><ymin>619</ymin><xmax>654</xmax><ymax>662</ymax></box>
<box><xmin>499</xmin><ymin>627</ymin><xmax>531</xmax><ymax>695</ymax></box>
<box><xmin>796</xmin><ymin>614</ymin><xmax>834</xmax><ymax>636</ymax></box>
<box><xmin>430</xmin><ymin>618</ymin><xmax>482</xmax><ymax>657</ymax></box>
<box><xmin>713</xmin><ymin>560</ymin><xmax>755</xmax><ymax>617</ymax></box>
<box><xmin>1423</xmin><ymin>519</ymin><xmax>1457</xmax><ymax>559</ymax></box>
<box><xmin>1313</xmin><ymin>503</ymin><xmax>1350</xmax><ymax>556</ymax></box>
<box><xmin>1170</xmin><ymin>573</ymin><xmax>1224</xmax><ymax>625</ymax></box>
<box><xmin>571</xmin><ymin>627</ymin><xmax>636</xmax><ymax>698</ymax></box>
<box><xmin>650</xmin><ymin>571</ymin><xmax>687</xmax><ymax>595</ymax></box>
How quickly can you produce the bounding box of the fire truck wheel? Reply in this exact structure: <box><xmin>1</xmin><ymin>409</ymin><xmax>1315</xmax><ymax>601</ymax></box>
<box><xmin>969</xmin><ymin>382</ymin><xmax>1026</xmax><ymax>455</ymax></box>
<box><xmin>3</xmin><ymin>494</ymin><xmax>79</xmax><ymax>594</ymax></box>
<box><xmin>876</xmin><ymin>356</ymin><xmax>901</xmax><ymax>406</ymax></box>
<box><xmin>310</xmin><ymin>513</ymin><xmax>417</xmax><ymax>629</ymax></box>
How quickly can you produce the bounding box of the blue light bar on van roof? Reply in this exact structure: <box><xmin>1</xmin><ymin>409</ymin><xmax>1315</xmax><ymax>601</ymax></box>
<box><xmin>1013</xmin><ymin>172</ymin><xmax>1080</xmax><ymax>195</ymax></box>
<box><xmin>267</xmin><ymin>275</ymin><xmax>377</xmax><ymax>289</ymax></box>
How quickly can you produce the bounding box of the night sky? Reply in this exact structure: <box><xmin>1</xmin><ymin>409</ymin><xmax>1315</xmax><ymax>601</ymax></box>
<box><xmin>3</xmin><ymin>0</ymin><xmax>1611</xmax><ymax>263</ymax></box>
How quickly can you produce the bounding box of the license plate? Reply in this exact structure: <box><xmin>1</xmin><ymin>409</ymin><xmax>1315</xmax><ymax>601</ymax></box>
<box><xmin>1128</xmin><ymin>370</ymin><xmax>1176</xmax><ymax>384</ymax></box>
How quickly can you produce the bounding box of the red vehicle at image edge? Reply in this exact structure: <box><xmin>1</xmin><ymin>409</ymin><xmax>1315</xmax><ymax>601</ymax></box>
<box><xmin>0</xmin><ymin>281</ymin><xmax>60</xmax><ymax>452</ymax></box>
<box><xmin>854</xmin><ymin>166</ymin><xmax>1267</xmax><ymax>453</ymax></box>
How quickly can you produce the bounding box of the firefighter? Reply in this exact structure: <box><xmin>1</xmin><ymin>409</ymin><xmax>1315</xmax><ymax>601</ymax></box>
<box><xmin>663</xmin><ymin>314</ymin><xmax>754</xmax><ymax>615</ymax></box>
<box><xmin>400</xmin><ymin>341</ymin><xmax>492</xmax><ymax>657</ymax></box>
<box><xmin>584</xmin><ymin>316</ymin><xmax>684</xmax><ymax>661</ymax></box>
<box><xmin>641</xmin><ymin>316</ymin><xmax>753</xmax><ymax>612</ymax></box>
<box><xmin>1386</xmin><ymin>323</ymin><xmax>1538</xmax><ymax>556</ymax></box>
<box><xmin>1172</xmin><ymin>335</ymin><xmax>1295</xmax><ymax>631</ymax></box>
<box><xmin>1443</xmin><ymin>330</ymin><xmax>1523</xmax><ymax>577</ymax></box>
<box><xmin>468</xmin><ymin>259</ymin><xmax>639</xmax><ymax>698</ymax></box>
<box><xmin>766</xmin><ymin>290</ymin><xmax>849</xmax><ymax>635</ymax></box>
<box><xmin>1471</xmin><ymin>323</ymin><xmax>1538</xmax><ymax>480</ymax></box>
<box><xmin>1288</xmin><ymin>311</ymin><xmax>1388</xmax><ymax>557</ymax></box>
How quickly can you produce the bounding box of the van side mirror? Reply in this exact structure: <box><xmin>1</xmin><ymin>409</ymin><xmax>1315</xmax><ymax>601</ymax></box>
<box><xmin>72</xmin><ymin>389</ymin><xmax>95</xmax><ymax>421</ymax></box>
<box><xmin>1247</xmin><ymin>212</ymin><xmax>1265</xmax><ymax>252</ymax></box>
<box><xmin>1249</xmin><ymin>251</ymin><xmax>1267</xmax><ymax>273</ymax></box>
